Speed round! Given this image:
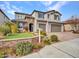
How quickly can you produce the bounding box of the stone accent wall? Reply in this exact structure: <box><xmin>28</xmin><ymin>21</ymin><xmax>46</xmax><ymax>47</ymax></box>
<box><xmin>0</xmin><ymin>36</ymin><xmax>39</xmax><ymax>47</ymax></box>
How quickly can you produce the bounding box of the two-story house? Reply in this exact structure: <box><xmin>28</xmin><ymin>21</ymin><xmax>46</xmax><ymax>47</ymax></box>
<box><xmin>0</xmin><ymin>9</ymin><xmax>11</xmax><ymax>25</ymax></box>
<box><xmin>13</xmin><ymin>10</ymin><xmax>63</xmax><ymax>33</ymax></box>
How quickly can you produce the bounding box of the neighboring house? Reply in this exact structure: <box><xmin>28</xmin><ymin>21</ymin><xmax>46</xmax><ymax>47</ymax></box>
<box><xmin>0</xmin><ymin>9</ymin><xmax>11</xmax><ymax>25</ymax></box>
<box><xmin>13</xmin><ymin>10</ymin><xmax>63</xmax><ymax>33</ymax></box>
<box><xmin>63</xmin><ymin>18</ymin><xmax>79</xmax><ymax>32</ymax></box>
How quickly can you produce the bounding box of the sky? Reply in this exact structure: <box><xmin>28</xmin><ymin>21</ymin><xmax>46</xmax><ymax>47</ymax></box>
<box><xmin>0</xmin><ymin>1</ymin><xmax>79</xmax><ymax>21</ymax></box>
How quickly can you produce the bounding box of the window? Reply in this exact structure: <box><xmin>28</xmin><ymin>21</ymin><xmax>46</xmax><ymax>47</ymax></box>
<box><xmin>58</xmin><ymin>16</ymin><xmax>60</xmax><ymax>20</ymax></box>
<box><xmin>38</xmin><ymin>12</ymin><xmax>44</xmax><ymax>18</ymax></box>
<box><xmin>18</xmin><ymin>15</ymin><xmax>20</xmax><ymax>19</ymax></box>
<box><xmin>54</xmin><ymin>15</ymin><xmax>59</xmax><ymax>20</ymax></box>
<box><xmin>48</xmin><ymin>14</ymin><xmax>49</xmax><ymax>18</ymax></box>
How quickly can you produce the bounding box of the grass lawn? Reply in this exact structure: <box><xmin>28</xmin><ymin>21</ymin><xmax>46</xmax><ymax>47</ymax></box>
<box><xmin>5</xmin><ymin>32</ymin><xmax>34</xmax><ymax>41</ymax></box>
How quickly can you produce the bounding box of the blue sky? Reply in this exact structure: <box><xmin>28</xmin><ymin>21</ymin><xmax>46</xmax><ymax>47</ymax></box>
<box><xmin>0</xmin><ymin>1</ymin><xmax>79</xmax><ymax>21</ymax></box>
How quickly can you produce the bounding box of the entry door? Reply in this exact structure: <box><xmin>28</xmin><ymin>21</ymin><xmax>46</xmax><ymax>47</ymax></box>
<box><xmin>29</xmin><ymin>23</ymin><xmax>33</xmax><ymax>32</ymax></box>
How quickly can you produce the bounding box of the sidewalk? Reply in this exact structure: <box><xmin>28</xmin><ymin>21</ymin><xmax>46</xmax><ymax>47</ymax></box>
<box><xmin>22</xmin><ymin>38</ymin><xmax>79</xmax><ymax>58</ymax></box>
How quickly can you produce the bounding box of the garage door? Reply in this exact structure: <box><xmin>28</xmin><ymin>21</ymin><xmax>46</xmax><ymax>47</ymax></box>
<box><xmin>39</xmin><ymin>24</ymin><xmax>46</xmax><ymax>31</ymax></box>
<box><xmin>51</xmin><ymin>24</ymin><xmax>61</xmax><ymax>32</ymax></box>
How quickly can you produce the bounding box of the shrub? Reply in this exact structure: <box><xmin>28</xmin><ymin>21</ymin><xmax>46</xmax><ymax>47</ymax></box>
<box><xmin>11</xmin><ymin>24</ymin><xmax>18</xmax><ymax>33</ymax></box>
<box><xmin>72</xmin><ymin>30</ymin><xmax>79</xmax><ymax>34</ymax></box>
<box><xmin>0</xmin><ymin>50</ymin><xmax>5</xmax><ymax>58</ymax></box>
<box><xmin>37</xmin><ymin>29</ymin><xmax>47</xmax><ymax>36</ymax></box>
<box><xmin>0</xmin><ymin>25</ymin><xmax>11</xmax><ymax>35</ymax></box>
<box><xmin>6</xmin><ymin>47</ymin><xmax>16</xmax><ymax>56</ymax></box>
<box><xmin>16</xmin><ymin>42</ymin><xmax>33</xmax><ymax>56</ymax></box>
<box><xmin>43</xmin><ymin>39</ymin><xmax>51</xmax><ymax>45</ymax></box>
<box><xmin>33</xmin><ymin>43</ymin><xmax>43</xmax><ymax>49</ymax></box>
<box><xmin>40</xmin><ymin>31</ymin><xmax>47</xmax><ymax>36</ymax></box>
<box><xmin>50</xmin><ymin>35</ymin><xmax>59</xmax><ymax>42</ymax></box>
<box><xmin>0</xmin><ymin>47</ymin><xmax>6</xmax><ymax>58</ymax></box>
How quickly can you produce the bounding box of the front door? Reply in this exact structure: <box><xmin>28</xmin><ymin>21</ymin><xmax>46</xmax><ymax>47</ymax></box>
<box><xmin>29</xmin><ymin>23</ymin><xmax>33</xmax><ymax>32</ymax></box>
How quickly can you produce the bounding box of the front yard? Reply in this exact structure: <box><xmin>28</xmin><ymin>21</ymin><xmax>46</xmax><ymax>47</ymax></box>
<box><xmin>5</xmin><ymin>32</ymin><xmax>34</xmax><ymax>41</ymax></box>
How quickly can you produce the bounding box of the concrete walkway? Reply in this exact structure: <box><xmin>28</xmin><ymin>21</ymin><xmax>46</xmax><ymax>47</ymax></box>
<box><xmin>22</xmin><ymin>38</ymin><xmax>79</xmax><ymax>58</ymax></box>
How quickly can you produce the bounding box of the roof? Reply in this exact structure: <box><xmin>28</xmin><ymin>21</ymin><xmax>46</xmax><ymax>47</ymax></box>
<box><xmin>31</xmin><ymin>10</ymin><xmax>62</xmax><ymax>16</ymax></box>
<box><xmin>64</xmin><ymin>18</ymin><xmax>79</xmax><ymax>24</ymax></box>
<box><xmin>15</xmin><ymin>12</ymin><xmax>31</xmax><ymax>15</ymax></box>
<box><xmin>31</xmin><ymin>10</ymin><xmax>45</xmax><ymax>15</ymax></box>
<box><xmin>11</xmin><ymin>19</ymin><xmax>27</xmax><ymax>23</ymax></box>
<box><xmin>15</xmin><ymin>10</ymin><xmax>61</xmax><ymax>17</ymax></box>
<box><xmin>0</xmin><ymin>9</ymin><xmax>10</xmax><ymax>20</ymax></box>
<box><xmin>46</xmin><ymin>10</ymin><xmax>62</xmax><ymax>16</ymax></box>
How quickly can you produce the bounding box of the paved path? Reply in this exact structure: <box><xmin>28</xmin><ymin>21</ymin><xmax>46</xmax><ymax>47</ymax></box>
<box><xmin>22</xmin><ymin>38</ymin><xmax>79</xmax><ymax>58</ymax></box>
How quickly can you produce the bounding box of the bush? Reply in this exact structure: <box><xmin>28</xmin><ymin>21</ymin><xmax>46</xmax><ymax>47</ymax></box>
<box><xmin>33</xmin><ymin>44</ymin><xmax>43</xmax><ymax>49</ymax></box>
<box><xmin>72</xmin><ymin>30</ymin><xmax>79</xmax><ymax>34</ymax></box>
<box><xmin>6</xmin><ymin>47</ymin><xmax>16</xmax><ymax>56</ymax></box>
<box><xmin>43</xmin><ymin>39</ymin><xmax>51</xmax><ymax>45</ymax></box>
<box><xmin>16</xmin><ymin>42</ymin><xmax>33</xmax><ymax>56</ymax></box>
<box><xmin>40</xmin><ymin>31</ymin><xmax>47</xmax><ymax>36</ymax></box>
<box><xmin>11</xmin><ymin>24</ymin><xmax>18</xmax><ymax>33</ymax></box>
<box><xmin>0</xmin><ymin>47</ymin><xmax>6</xmax><ymax>58</ymax></box>
<box><xmin>50</xmin><ymin>35</ymin><xmax>59</xmax><ymax>42</ymax></box>
<box><xmin>0</xmin><ymin>25</ymin><xmax>11</xmax><ymax>35</ymax></box>
<box><xmin>37</xmin><ymin>29</ymin><xmax>47</xmax><ymax>36</ymax></box>
<box><xmin>0</xmin><ymin>50</ymin><xmax>5</xmax><ymax>58</ymax></box>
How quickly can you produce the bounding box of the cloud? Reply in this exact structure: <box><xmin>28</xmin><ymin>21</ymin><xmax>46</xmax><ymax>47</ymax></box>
<box><xmin>0</xmin><ymin>1</ymin><xmax>24</xmax><ymax>19</ymax></box>
<box><xmin>48</xmin><ymin>1</ymin><xmax>68</xmax><ymax>11</ymax></box>
<box><xmin>41</xmin><ymin>1</ymin><xmax>54</xmax><ymax>7</ymax></box>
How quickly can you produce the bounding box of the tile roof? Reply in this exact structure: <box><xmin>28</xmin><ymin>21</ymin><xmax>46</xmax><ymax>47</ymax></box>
<box><xmin>64</xmin><ymin>18</ymin><xmax>79</xmax><ymax>24</ymax></box>
<box><xmin>15</xmin><ymin>12</ymin><xmax>31</xmax><ymax>15</ymax></box>
<box><xmin>31</xmin><ymin>10</ymin><xmax>62</xmax><ymax>16</ymax></box>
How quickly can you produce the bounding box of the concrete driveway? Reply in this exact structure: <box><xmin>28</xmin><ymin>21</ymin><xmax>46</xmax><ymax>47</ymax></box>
<box><xmin>48</xmin><ymin>32</ymin><xmax>79</xmax><ymax>41</ymax></box>
<box><xmin>22</xmin><ymin>38</ymin><xmax>79</xmax><ymax>58</ymax></box>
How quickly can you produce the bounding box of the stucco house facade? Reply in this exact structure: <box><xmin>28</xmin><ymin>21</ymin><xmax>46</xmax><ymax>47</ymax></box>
<box><xmin>13</xmin><ymin>10</ymin><xmax>63</xmax><ymax>33</ymax></box>
<box><xmin>0</xmin><ymin>9</ymin><xmax>11</xmax><ymax>25</ymax></box>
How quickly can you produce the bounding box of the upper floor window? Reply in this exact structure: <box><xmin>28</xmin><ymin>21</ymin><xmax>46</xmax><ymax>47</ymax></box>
<box><xmin>48</xmin><ymin>14</ymin><xmax>49</xmax><ymax>18</ymax></box>
<box><xmin>54</xmin><ymin>15</ymin><xmax>60</xmax><ymax>20</ymax></box>
<box><xmin>38</xmin><ymin>12</ymin><xmax>44</xmax><ymax>18</ymax></box>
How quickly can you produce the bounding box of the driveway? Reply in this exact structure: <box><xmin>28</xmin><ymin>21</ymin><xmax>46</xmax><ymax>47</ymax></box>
<box><xmin>48</xmin><ymin>32</ymin><xmax>79</xmax><ymax>41</ymax></box>
<box><xmin>22</xmin><ymin>38</ymin><xmax>79</xmax><ymax>58</ymax></box>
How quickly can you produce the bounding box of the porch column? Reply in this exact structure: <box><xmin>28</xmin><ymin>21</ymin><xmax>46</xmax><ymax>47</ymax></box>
<box><xmin>76</xmin><ymin>24</ymin><xmax>79</xmax><ymax>30</ymax></box>
<box><xmin>46</xmin><ymin>21</ymin><xmax>49</xmax><ymax>33</ymax></box>
<box><xmin>28</xmin><ymin>23</ymin><xmax>30</xmax><ymax>32</ymax></box>
<box><xmin>34</xmin><ymin>19</ymin><xmax>37</xmax><ymax>32</ymax></box>
<box><xmin>61</xmin><ymin>24</ymin><xmax>64</xmax><ymax>32</ymax></box>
